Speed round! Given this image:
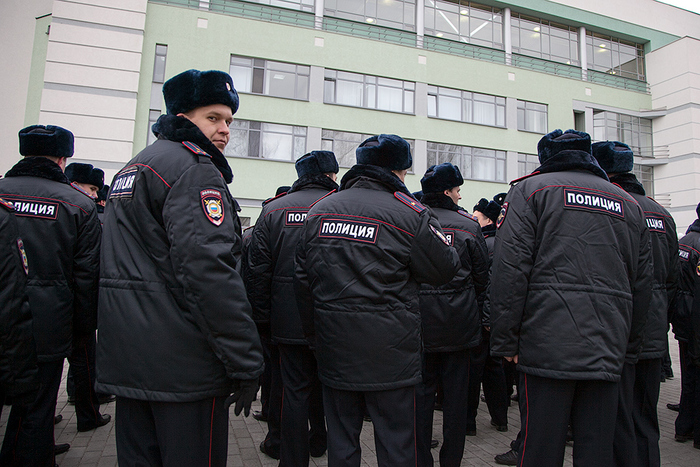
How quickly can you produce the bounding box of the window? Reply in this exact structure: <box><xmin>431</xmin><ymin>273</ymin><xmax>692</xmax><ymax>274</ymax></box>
<box><xmin>226</xmin><ymin>120</ymin><xmax>307</xmax><ymax>161</ymax></box>
<box><xmin>518</xmin><ymin>153</ymin><xmax>539</xmax><ymax>178</ymax></box>
<box><xmin>321</xmin><ymin>129</ymin><xmax>415</xmax><ymax>170</ymax></box>
<box><xmin>511</xmin><ymin>14</ymin><xmax>580</xmax><ymax>66</ymax></box>
<box><xmin>427</xmin><ymin>142</ymin><xmax>506</xmax><ymax>182</ymax></box>
<box><xmin>148</xmin><ymin>44</ymin><xmax>167</xmax><ymax>145</ymax></box>
<box><xmin>324</xmin><ymin>70</ymin><xmax>415</xmax><ymax>114</ymax></box>
<box><xmin>325</xmin><ymin>0</ymin><xmax>416</xmax><ymax>31</ymax></box>
<box><xmin>593</xmin><ymin>111</ymin><xmax>653</xmax><ymax>157</ymax></box>
<box><xmin>424</xmin><ymin>1</ymin><xmax>503</xmax><ymax>49</ymax></box>
<box><xmin>587</xmin><ymin>33</ymin><xmax>645</xmax><ymax>81</ymax></box>
<box><xmin>230</xmin><ymin>55</ymin><xmax>310</xmax><ymax>100</ymax></box>
<box><xmin>517</xmin><ymin>100</ymin><xmax>548</xmax><ymax>134</ymax></box>
<box><xmin>428</xmin><ymin>85</ymin><xmax>505</xmax><ymax>127</ymax></box>
<box><xmin>236</xmin><ymin>0</ymin><xmax>314</xmax><ymax>13</ymax></box>
<box><xmin>633</xmin><ymin>165</ymin><xmax>653</xmax><ymax>196</ymax></box>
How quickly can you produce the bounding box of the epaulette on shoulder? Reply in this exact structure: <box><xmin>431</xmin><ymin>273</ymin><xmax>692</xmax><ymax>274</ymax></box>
<box><xmin>182</xmin><ymin>141</ymin><xmax>211</xmax><ymax>158</ymax></box>
<box><xmin>510</xmin><ymin>171</ymin><xmax>541</xmax><ymax>186</ymax></box>
<box><xmin>262</xmin><ymin>191</ymin><xmax>287</xmax><ymax>206</ymax></box>
<box><xmin>457</xmin><ymin>209</ymin><xmax>478</xmax><ymax>223</ymax></box>
<box><xmin>0</xmin><ymin>197</ymin><xmax>14</xmax><ymax>211</ymax></box>
<box><xmin>394</xmin><ymin>191</ymin><xmax>426</xmax><ymax>213</ymax></box>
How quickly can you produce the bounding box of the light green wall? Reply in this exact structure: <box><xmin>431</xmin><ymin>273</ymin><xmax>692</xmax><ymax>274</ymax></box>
<box><xmin>137</xmin><ymin>2</ymin><xmax>657</xmax><ymax>222</ymax></box>
<box><xmin>24</xmin><ymin>15</ymin><xmax>51</xmax><ymax>126</ymax></box>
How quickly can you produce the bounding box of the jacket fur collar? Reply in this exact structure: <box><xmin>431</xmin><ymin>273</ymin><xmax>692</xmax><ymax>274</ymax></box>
<box><xmin>5</xmin><ymin>156</ymin><xmax>70</xmax><ymax>184</ymax></box>
<box><xmin>288</xmin><ymin>174</ymin><xmax>339</xmax><ymax>194</ymax></box>
<box><xmin>151</xmin><ymin>114</ymin><xmax>233</xmax><ymax>183</ymax></box>
<box><xmin>482</xmin><ymin>223</ymin><xmax>497</xmax><ymax>238</ymax></box>
<box><xmin>421</xmin><ymin>192</ymin><xmax>460</xmax><ymax>212</ymax></box>
<box><xmin>610</xmin><ymin>173</ymin><xmax>645</xmax><ymax>196</ymax></box>
<box><xmin>340</xmin><ymin>164</ymin><xmax>413</xmax><ymax>197</ymax></box>
<box><xmin>535</xmin><ymin>150</ymin><xmax>609</xmax><ymax>181</ymax></box>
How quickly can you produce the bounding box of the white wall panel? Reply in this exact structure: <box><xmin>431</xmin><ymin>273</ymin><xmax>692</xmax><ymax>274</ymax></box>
<box><xmin>44</xmin><ymin>62</ymin><xmax>140</xmax><ymax>92</ymax></box>
<box><xmin>46</xmin><ymin>41</ymin><xmax>142</xmax><ymax>72</ymax></box>
<box><xmin>53</xmin><ymin>1</ymin><xmax>146</xmax><ymax>30</ymax></box>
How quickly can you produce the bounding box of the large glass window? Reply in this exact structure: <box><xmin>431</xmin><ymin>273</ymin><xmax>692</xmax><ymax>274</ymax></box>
<box><xmin>324</xmin><ymin>0</ymin><xmax>416</xmax><ymax>31</ymax></box>
<box><xmin>427</xmin><ymin>142</ymin><xmax>506</xmax><ymax>182</ymax></box>
<box><xmin>423</xmin><ymin>1</ymin><xmax>503</xmax><ymax>49</ymax></box>
<box><xmin>148</xmin><ymin>44</ymin><xmax>168</xmax><ymax>145</ymax></box>
<box><xmin>511</xmin><ymin>13</ymin><xmax>579</xmax><ymax>66</ymax></box>
<box><xmin>324</xmin><ymin>70</ymin><xmax>415</xmax><ymax>113</ymax></box>
<box><xmin>321</xmin><ymin>129</ymin><xmax>415</xmax><ymax>170</ymax></box>
<box><xmin>428</xmin><ymin>85</ymin><xmax>505</xmax><ymax>127</ymax></box>
<box><xmin>239</xmin><ymin>0</ymin><xmax>314</xmax><ymax>13</ymax></box>
<box><xmin>593</xmin><ymin>111</ymin><xmax>653</xmax><ymax>157</ymax></box>
<box><xmin>230</xmin><ymin>55</ymin><xmax>310</xmax><ymax>100</ymax></box>
<box><xmin>517</xmin><ymin>100</ymin><xmax>548</xmax><ymax>134</ymax></box>
<box><xmin>587</xmin><ymin>32</ymin><xmax>645</xmax><ymax>81</ymax></box>
<box><xmin>518</xmin><ymin>153</ymin><xmax>539</xmax><ymax>178</ymax></box>
<box><xmin>226</xmin><ymin>120</ymin><xmax>307</xmax><ymax>161</ymax></box>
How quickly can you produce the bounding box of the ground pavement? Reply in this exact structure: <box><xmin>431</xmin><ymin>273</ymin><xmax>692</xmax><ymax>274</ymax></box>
<box><xmin>1</xmin><ymin>334</ymin><xmax>698</xmax><ymax>466</ymax></box>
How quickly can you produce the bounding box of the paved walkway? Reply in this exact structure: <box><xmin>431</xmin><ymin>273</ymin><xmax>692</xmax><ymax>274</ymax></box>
<box><xmin>1</xmin><ymin>334</ymin><xmax>699</xmax><ymax>466</ymax></box>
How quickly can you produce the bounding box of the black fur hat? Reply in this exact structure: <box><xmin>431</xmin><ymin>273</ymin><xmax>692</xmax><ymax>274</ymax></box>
<box><xmin>493</xmin><ymin>193</ymin><xmax>507</xmax><ymax>205</ymax></box>
<box><xmin>65</xmin><ymin>163</ymin><xmax>105</xmax><ymax>190</ymax></box>
<box><xmin>591</xmin><ymin>141</ymin><xmax>634</xmax><ymax>174</ymax></box>
<box><xmin>537</xmin><ymin>129</ymin><xmax>591</xmax><ymax>164</ymax></box>
<box><xmin>421</xmin><ymin>163</ymin><xmax>463</xmax><ymax>193</ymax></box>
<box><xmin>474</xmin><ymin>199</ymin><xmax>502</xmax><ymax>223</ymax></box>
<box><xmin>97</xmin><ymin>184</ymin><xmax>109</xmax><ymax>202</ymax></box>
<box><xmin>19</xmin><ymin>125</ymin><xmax>74</xmax><ymax>158</ymax></box>
<box><xmin>473</xmin><ymin>198</ymin><xmax>489</xmax><ymax>213</ymax></box>
<box><xmin>295</xmin><ymin>151</ymin><xmax>339</xmax><ymax>177</ymax></box>
<box><xmin>356</xmin><ymin>134</ymin><xmax>412</xmax><ymax>170</ymax></box>
<box><xmin>163</xmin><ymin>69</ymin><xmax>240</xmax><ymax>116</ymax></box>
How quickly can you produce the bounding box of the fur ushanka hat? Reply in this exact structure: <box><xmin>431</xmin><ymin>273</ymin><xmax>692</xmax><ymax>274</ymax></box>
<box><xmin>19</xmin><ymin>125</ymin><xmax>74</xmax><ymax>158</ymax></box>
<box><xmin>356</xmin><ymin>134</ymin><xmax>412</xmax><ymax>171</ymax></box>
<box><xmin>65</xmin><ymin>163</ymin><xmax>105</xmax><ymax>190</ymax></box>
<box><xmin>537</xmin><ymin>129</ymin><xmax>591</xmax><ymax>164</ymax></box>
<box><xmin>163</xmin><ymin>69</ymin><xmax>240</xmax><ymax>116</ymax></box>
<box><xmin>295</xmin><ymin>151</ymin><xmax>339</xmax><ymax>177</ymax></box>
<box><xmin>591</xmin><ymin>141</ymin><xmax>634</xmax><ymax>174</ymax></box>
<box><xmin>473</xmin><ymin>195</ymin><xmax>503</xmax><ymax>224</ymax></box>
<box><xmin>420</xmin><ymin>163</ymin><xmax>464</xmax><ymax>194</ymax></box>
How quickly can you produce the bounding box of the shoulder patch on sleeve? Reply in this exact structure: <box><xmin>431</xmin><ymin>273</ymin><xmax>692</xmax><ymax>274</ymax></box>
<box><xmin>201</xmin><ymin>189</ymin><xmax>224</xmax><ymax>226</ymax></box>
<box><xmin>697</xmin><ymin>259</ymin><xmax>700</xmax><ymax>277</ymax></box>
<box><xmin>182</xmin><ymin>141</ymin><xmax>211</xmax><ymax>158</ymax></box>
<box><xmin>457</xmin><ymin>209</ymin><xmax>478</xmax><ymax>222</ymax></box>
<box><xmin>394</xmin><ymin>191</ymin><xmax>426</xmax><ymax>213</ymax></box>
<box><xmin>496</xmin><ymin>202</ymin><xmax>509</xmax><ymax>229</ymax></box>
<box><xmin>0</xmin><ymin>197</ymin><xmax>14</xmax><ymax>211</ymax></box>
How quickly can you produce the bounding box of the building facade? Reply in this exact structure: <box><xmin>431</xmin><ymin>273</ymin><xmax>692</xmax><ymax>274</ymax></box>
<box><xmin>2</xmin><ymin>0</ymin><xmax>699</xmax><ymax>230</ymax></box>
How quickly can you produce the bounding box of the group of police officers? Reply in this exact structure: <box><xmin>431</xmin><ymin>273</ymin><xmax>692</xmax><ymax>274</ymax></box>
<box><xmin>0</xmin><ymin>67</ymin><xmax>698</xmax><ymax>467</ymax></box>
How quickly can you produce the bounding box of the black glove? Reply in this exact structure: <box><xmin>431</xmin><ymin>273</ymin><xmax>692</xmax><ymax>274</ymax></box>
<box><xmin>225</xmin><ymin>378</ymin><xmax>259</xmax><ymax>417</ymax></box>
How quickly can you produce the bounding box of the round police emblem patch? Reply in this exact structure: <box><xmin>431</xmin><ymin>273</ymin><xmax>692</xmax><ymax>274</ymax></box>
<box><xmin>201</xmin><ymin>189</ymin><xmax>224</xmax><ymax>226</ymax></box>
<box><xmin>17</xmin><ymin>238</ymin><xmax>28</xmax><ymax>275</ymax></box>
<box><xmin>696</xmin><ymin>260</ymin><xmax>700</xmax><ymax>277</ymax></box>
<box><xmin>429</xmin><ymin>224</ymin><xmax>450</xmax><ymax>246</ymax></box>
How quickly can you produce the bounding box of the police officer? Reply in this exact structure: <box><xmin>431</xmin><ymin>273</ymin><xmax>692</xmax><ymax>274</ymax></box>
<box><xmin>95</xmin><ymin>69</ymin><xmax>264</xmax><ymax>466</ymax></box>
<box><xmin>0</xmin><ymin>196</ymin><xmax>38</xmax><ymax>418</ymax></box>
<box><xmin>247</xmin><ymin>151</ymin><xmax>339</xmax><ymax>465</ymax></box>
<box><xmin>592</xmin><ymin>141</ymin><xmax>679</xmax><ymax>467</ymax></box>
<box><xmin>490</xmin><ymin>129</ymin><xmax>654</xmax><ymax>467</ymax></box>
<box><xmin>467</xmin><ymin>194</ymin><xmax>510</xmax><ymax>436</ymax></box>
<box><xmin>65</xmin><ymin>162</ymin><xmax>104</xmax><ymax>199</ymax></box>
<box><xmin>415</xmin><ymin>163</ymin><xmax>489</xmax><ymax>467</ymax></box>
<box><xmin>60</xmin><ymin>161</ymin><xmax>113</xmax><ymax>433</ymax></box>
<box><xmin>0</xmin><ymin>125</ymin><xmax>101</xmax><ymax>466</ymax></box>
<box><xmin>295</xmin><ymin>134</ymin><xmax>460</xmax><ymax>466</ymax></box>
<box><xmin>672</xmin><ymin>202</ymin><xmax>700</xmax><ymax>442</ymax></box>
<box><xmin>688</xmin><ymin>258</ymin><xmax>700</xmax><ymax>449</ymax></box>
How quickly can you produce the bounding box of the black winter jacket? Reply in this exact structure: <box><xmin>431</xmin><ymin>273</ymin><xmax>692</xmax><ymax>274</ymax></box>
<box><xmin>610</xmin><ymin>173</ymin><xmax>678</xmax><ymax>360</ymax></box>
<box><xmin>672</xmin><ymin>220</ymin><xmax>700</xmax><ymax>342</ymax></box>
<box><xmin>691</xmin><ymin>258</ymin><xmax>700</xmax><ymax>365</ymax></box>
<box><xmin>0</xmin><ymin>157</ymin><xmax>101</xmax><ymax>361</ymax></box>
<box><xmin>247</xmin><ymin>175</ymin><xmax>337</xmax><ymax>345</ymax></box>
<box><xmin>96</xmin><ymin>115</ymin><xmax>263</xmax><ymax>402</ymax></box>
<box><xmin>490</xmin><ymin>150</ymin><xmax>653</xmax><ymax>382</ymax></box>
<box><xmin>0</xmin><ymin>199</ymin><xmax>38</xmax><ymax>399</ymax></box>
<box><xmin>295</xmin><ymin>165</ymin><xmax>461</xmax><ymax>391</ymax></box>
<box><xmin>479</xmin><ymin>223</ymin><xmax>497</xmax><ymax>328</ymax></box>
<box><xmin>418</xmin><ymin>193</ymin><xmax>490</xmax><ymax>352</ymax></box>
